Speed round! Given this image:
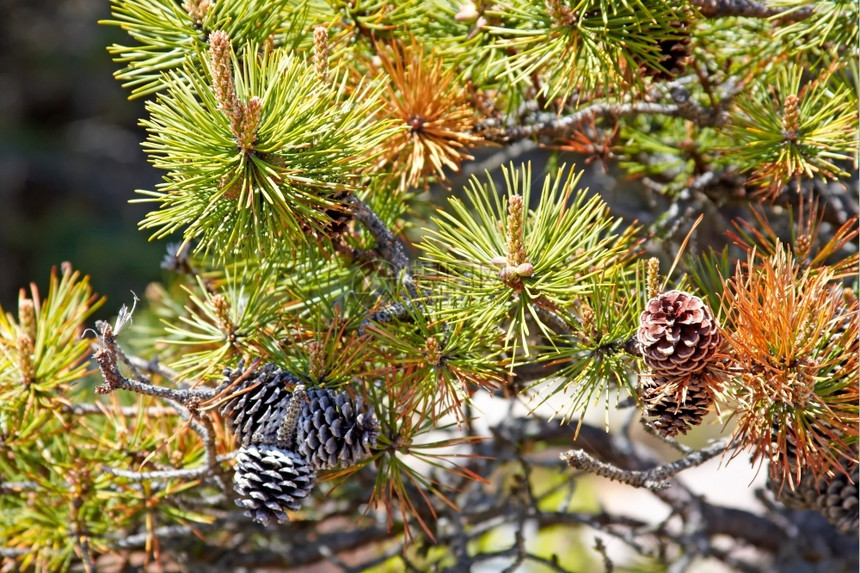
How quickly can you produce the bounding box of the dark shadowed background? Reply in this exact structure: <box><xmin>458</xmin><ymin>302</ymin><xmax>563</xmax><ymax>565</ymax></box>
<box><xmin>0</xmin><ymin>0</ymin><xmax>164</xmax><ymax>315</ymax></box>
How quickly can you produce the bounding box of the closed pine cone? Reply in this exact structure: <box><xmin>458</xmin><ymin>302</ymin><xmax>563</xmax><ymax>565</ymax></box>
<box><xmin>637</xmin><ymin>290</ymin><xmax>722</xmax><ymax>377</ymax></box>
<box><xmin>295</xmin><ymin>388</ymin><xmax>380</xmax><ymax>471</ymax></box>
<box><xmin>819</xmin><ymin>460</ymin><xmax>859</xmax><ymax>534</ymax></box>
<box><xmin>217</xmin><ymin>361</ymin><xmax>303</xmax><ymax>447</ymax></box>
<box><xmin>639</xmin><ymin>370</ymin><xmax>717</xmax><ymax>437</ymax></box>
<box><xmin>641</xmin><ymin>14</ymin><xmax>691</xmax><ymax>81</ymax></box>
<box><xmin>769</xmin><ymin>444</ymin><xmax>859</xmax><ymax>535</ymax></box>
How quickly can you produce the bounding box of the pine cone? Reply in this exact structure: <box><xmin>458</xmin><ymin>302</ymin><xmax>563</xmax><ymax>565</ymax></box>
<box><xmin>769</xmin><ymin>445</ymin><xmax>859</xmax><ymax>534</ymax></box>
<box><xmin>644</xmin><ymin>17</ymin><xmax>691</xmax><ymax>81</ymax></box>
<box><xmin>639</xmin><ymin>370</ymin><xmax>718</xmax><ymax>437</ymax></box>
<box><xmin>233</xmin><ymin>444</ymin><xmax>316</xmax><ymax>526</ymax></box>
<box><xmin>637</xmin><ymin>290</ymin><xmax>722</xmax><ymax>377</ymax></box>
<box><xmin>218</xmin><ymin>361</ymin><xmax>303</xmax><ymax>447</ymax></box>
<box><xmin>295</xmin><ymin>388</ymin><xmax>380</xmax><ymax>471</ymax></box>
<box><xmin>818</xmin><ymin>461</ymin><xmax>859</xmax><ymax>534</ymax></box>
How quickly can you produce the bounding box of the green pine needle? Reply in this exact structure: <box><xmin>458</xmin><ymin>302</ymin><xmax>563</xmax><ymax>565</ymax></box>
<box><xmin>0</xmin><ymin>266</ymin><xmax>103</xmax><ymax>425</ymax></box>
<box><xmin>487</xmin><ymin>0</ymin><xmax>687</xmax><ymax>102</ymax></box>
<box><xmin>158</xmin><ymin>266</ymin><xmax>284</xmax><ymax>380</ymax></box>
<box><xmin>419</xmin><ymin>162</ymin><xmax>638</xmax><ymax>354</ymax></box>
<box><xmin>103</xmin><ymin>0</ymin><xmax>302</xmax><ymax>98</ymax></box>
<box><xmin>770</xmin><ymin>0</ymin><xmax>858</xmax><ymax>56</ymax></box>
<box><xmin>530</xmin><ymin>266</ymin><xmax>645</xmax><ymax>427</ymax></box>
<box><xmin>363</xmin><ymin>288</ymin><xmax>508</xmax><ymax>422</ymax></box>
<box><xmin>725</xmin><ymin>63</ymin><xmax>858</xmax><ymax>196</ymax></box>
<box><xmin>135</xmin><ymin>46</ymin><xmax>397</xmax><ymax>259</ymax></box>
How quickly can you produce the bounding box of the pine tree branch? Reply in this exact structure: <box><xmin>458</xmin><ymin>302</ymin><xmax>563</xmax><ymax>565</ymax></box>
<box><xmin>103</xmin><ymin>466</ymin><xmax>214</xmax><ymax>481</ymax></box>
<box><xmin>561</xmin><ymin>438</ymin><xmax>731</xmax><ymax>489</ymax></box>
<box><xmin>486</xmin><ymin>102</ymin><xmax>679</xmax><ymax>143</ymax></box>
<box><xmin>75</xmin><ymin>531</ymin><xmax>96</xmax><ymax>573</ymax></box>
<box><xmin>93</xmin><ymin>320</ymin><xmax>227</xmax><ymax>490</ymax></box>
<box><xmin>531</xmin><ymin>304</ymin><xmax>573</xmax><ymax>336</ymax></box>
<box><xmin>481</xmin><ymin>76</ymin><xmax>743</xmax><ymax>145</ymax></box>
<box><xmin>123</xmin><ymin>354</ymin><xmax>181</xmax><ymax>384</ymax></box>
<box><xmin>346</xmin><ymin>194</ymin><xmax>417</xmax><ymax>297</ymax></box>
<box><xmin>690</xmin><ymin>0</ymin><xmax>815</xmax><ymax>23</ymax></box>
<box><xmin>668</xmin><ymin>85</ymin><xmax>726</xmax><ymax>127</ymax></box>
<box><xmin>484</xmin><ymin>100</ymin><xmax>720</xmax><ymax>145</ymax></box>
<box><xmin>93</xmin><ymin>321</ymin><xmax>215</xmax><ymax>403</ymax></box>
<box><xmin>0</xmin><ymin>481</ymin><xmax>40</xmax><ymax>493</ymax></box>
<box><xmin>66</xmin><ymin>403</ymin><xmax>183</xmax><ymax>417</ymax></box>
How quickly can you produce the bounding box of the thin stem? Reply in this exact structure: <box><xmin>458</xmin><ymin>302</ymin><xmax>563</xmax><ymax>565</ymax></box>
<box><xmin>643</xmin><ymin>422</ymin><xmax>695</xmax><ymax>455</ymax></box>
<box><xmin>103</xmin><ymin>465</ymin><xmax>213</xmax><ymax>481</ymax></box>
<box><xmin>76</xmin><ymin>535</ymin><xmax>96</xmax><ymax>573</ymax></box>
<box><xmin>1</xmin><ymin>481</ymin><xmax>40</xmax><ymax>492</ymax></box>
<box><xmin>560</xmin><ymin>438</ymin><xmax>731</xmax><ymax>490</ymax></box>
<box><xmin>487</xmin><ymin>102</ymin><xmax>681</xmax><ymax>143</ymax></box>
<box><xmin>66</xmin><ymin>403</ymin><xmax>182</xmax><ymax>417</ymax></box>
<box><xmin>531</xmin><ymin>301</ymin><xmax>573</xmax><ymax>336</ymax></box>
<box><xmin>124</xmin><ymin>354</ymin><xmax>181</xmax><ymax>384</ymax></box>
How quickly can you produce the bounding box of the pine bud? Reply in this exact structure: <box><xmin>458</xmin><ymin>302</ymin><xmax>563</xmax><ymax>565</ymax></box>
<box><xmin>209</xmin><ymin>30</ymin><xmax>242</xmax><ymax>136</ymax></box>
<box><xmin>18</xmin><ymin>296</ymin><xmax>37</xmax><ymax>342</ymax></box>
<box><xmin>313</xmin><ymin>26</ymin><xmax>328</xmax><ymax>83</ymax></box>
<box><xmin>782</xmin><ymin>94</ymin><xmax>800</xmax><ymax>142</ymax></box>
<box><xmin>17</xmin><ymin>335</ymin><xmax>35</xmax><ymax>386</ymax></box>
<box><xmin>545</xmin><ymin>0</ymin><xmax>577</xmax><ymax>27</ymax></box>
<box><xmin>182</xmin><ymin>0</ymin><xmax>210</xmax><ymax>23</ymax></box>
<box><xmin>236</xmin><ymin>96</ymin><xmax>262</xmax><ymax>153</ymax></box>
<box><xmin>506</xmin><ymin>195</ymin><xmax>527</xmax><ymax>267</ymax></box>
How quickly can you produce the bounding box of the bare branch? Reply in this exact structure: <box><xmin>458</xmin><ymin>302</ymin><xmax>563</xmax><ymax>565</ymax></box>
<box><xmin>345</xmin><ymin>195</ymin><xmax>417</xmax><ymax>297</ymax></box>
<box><xmin>93</xmin><ymin>320</ymin><xmax>215</xmax><ymax>403</ymax></box>
<box><xmin>485</xmin><ymin>101</ymin><xmax>682</xmax><ymax>143</ymax></box>
<box><xmin>66</xmin><ymin>403</ymin><xmax>181</xmax><ymax>417</ymax></box>
<box><xmin>690</xmin><ymin>0</ymin><xmax>814</xmax><ymax>23</ymax></box>
<box><xmin>103</xmin><ymin>465</ymin><xmax>214</xmax><ymax>481</ymax></box>
<box><xmin>561</xmin><ymin>438</ymin><xmax>731</xmax><ymax>490</ymax></box>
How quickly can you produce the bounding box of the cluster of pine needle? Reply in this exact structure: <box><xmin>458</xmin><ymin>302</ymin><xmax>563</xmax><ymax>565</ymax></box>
<box><xmin>0</xmin><ymin>0</ymin><xmax>856</xmax><ymax>570</ymax></box>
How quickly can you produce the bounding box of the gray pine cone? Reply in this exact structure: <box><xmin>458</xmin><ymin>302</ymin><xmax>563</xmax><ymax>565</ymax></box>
<box><xmin>295</xmin><ymin>388</ymin><xmax>380</xmax><ymax>471</ymax></box>
<box><xmin>233</xmin><ymin>444</ymin><xmax>316</xmax><ymax>526</ymax></box>
<box><xmin>818</xmin><ymin>461</ymin><xmax>859</xmax><ymax>534</ymax></box>
<box><xmin>218</xmin><ymin>361</ymin><xmax>303</xmax><ymax>447</ymax></box>
<box><xmin>769</xmin><ymin>443</ymin><xmax>859</xmax><ymax>535</ymax></box>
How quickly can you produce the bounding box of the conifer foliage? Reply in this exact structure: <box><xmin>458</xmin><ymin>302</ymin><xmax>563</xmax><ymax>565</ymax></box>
<box><xmin>0</xmin><ymin>0</ymin><xmax>857</xmax><ymax>571</ymax></box>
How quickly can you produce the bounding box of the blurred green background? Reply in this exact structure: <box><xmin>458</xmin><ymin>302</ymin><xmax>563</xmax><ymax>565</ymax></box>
<box><xmin>0</xmin><ymin>0</ymin><xmax>165</xmax><ymax>316</ymax></box>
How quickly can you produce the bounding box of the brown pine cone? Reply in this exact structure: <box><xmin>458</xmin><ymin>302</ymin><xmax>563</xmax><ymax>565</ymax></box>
<box><xmin>643</xmin><ymin>17</ymin><xmax>692</xmax><ymax>81</ymax></box>
<box><xmin>637</xmin><ymin>290</ymin><xmax>722</xmax><ymax>377</ymax></box>
<box><xmin>769</xmin><ymin>444</ymin><xmax>859</xmax><ymax>535</ymax></box>
<box><xmin>639</xmin><ymin>370</ymin><xmax>718</xmax><ymax>437</ymax></box>
<box><xmin>818</xmin><ymin>460</ymin><xmax>859</xmax><ymax>534</ymax></box>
